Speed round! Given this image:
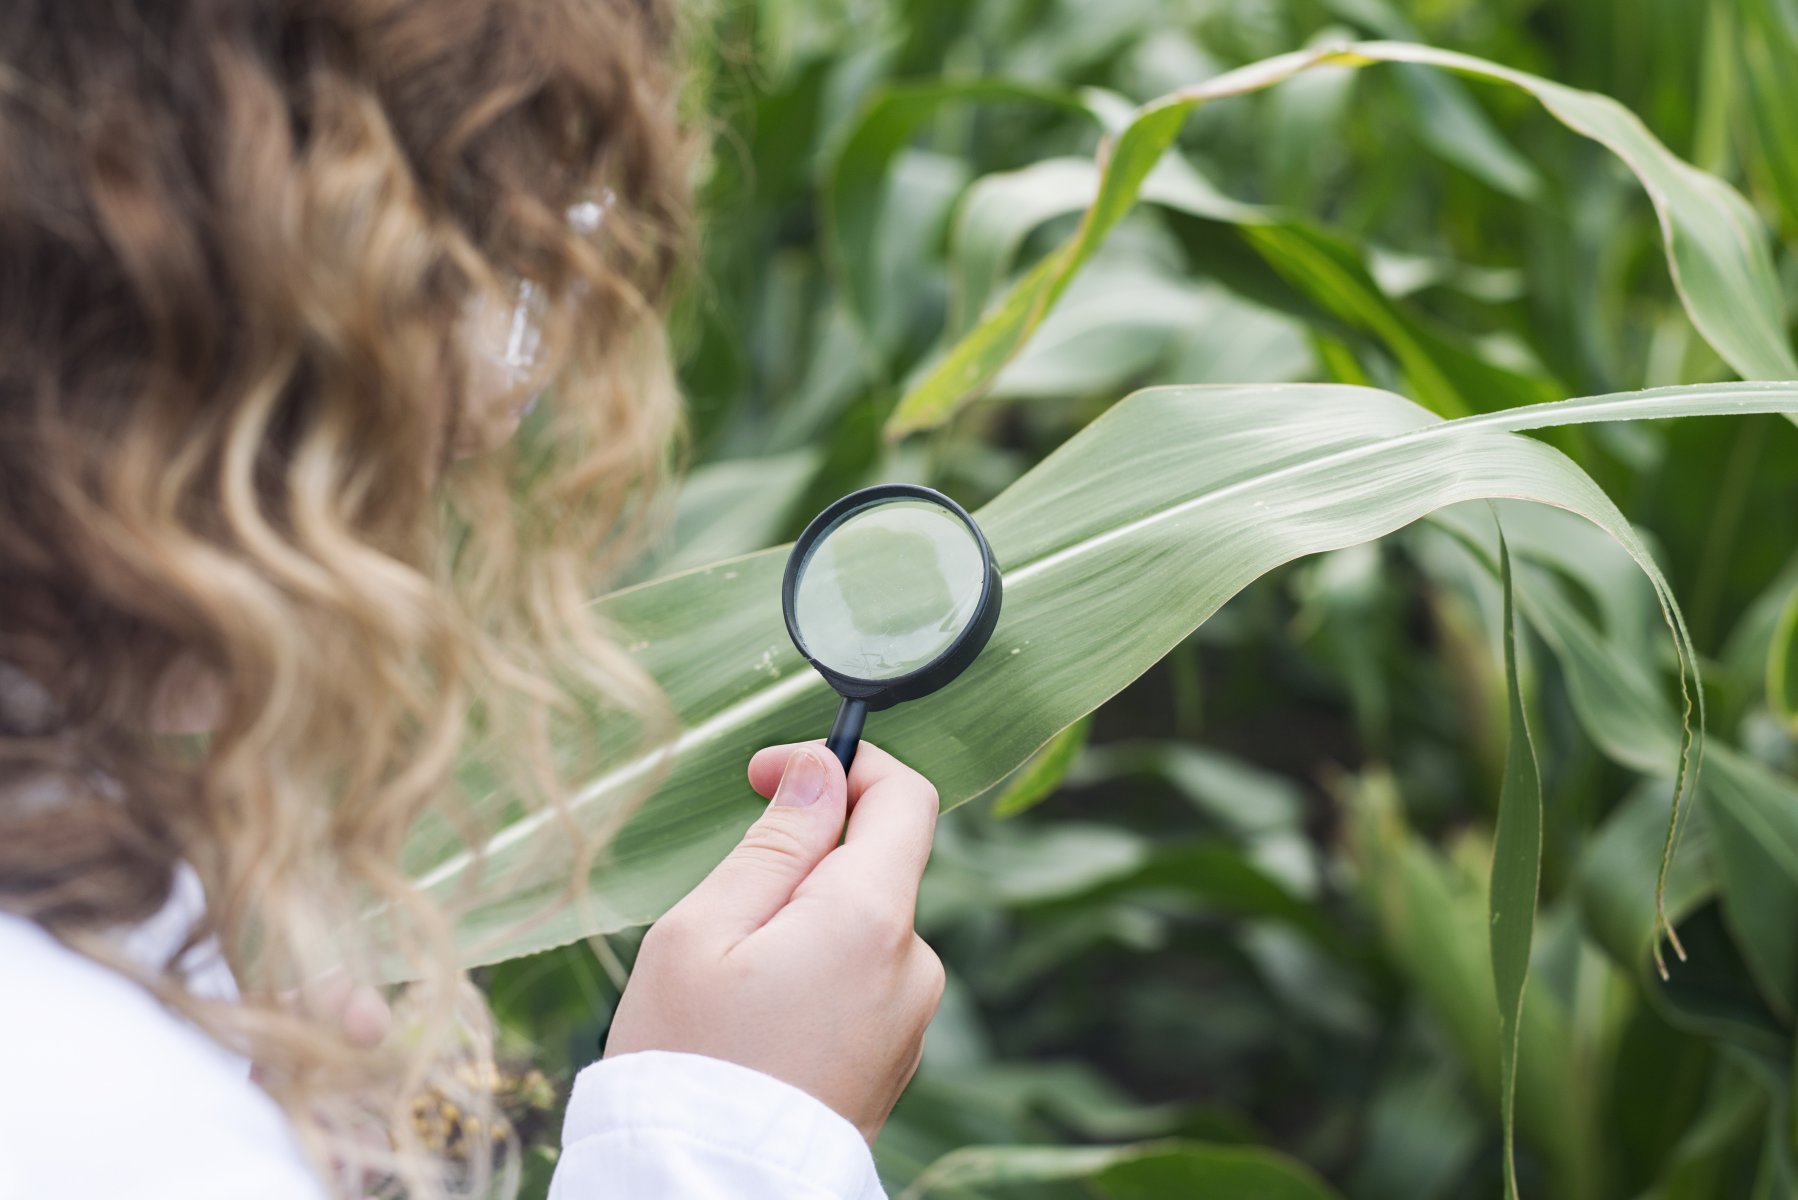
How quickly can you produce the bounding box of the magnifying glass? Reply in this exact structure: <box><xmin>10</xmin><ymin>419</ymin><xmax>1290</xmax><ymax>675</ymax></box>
<box><xmin>782</xmin><ymin>484</ymin><xmax>1003</xmax><ymax>772</ymax></box>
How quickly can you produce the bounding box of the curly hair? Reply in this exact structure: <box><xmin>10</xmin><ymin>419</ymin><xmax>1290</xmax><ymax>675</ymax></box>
<box><xmin>0</xmin><ymin>0</ymin><xmax>688</xmax><ymax>1193</ymax></box>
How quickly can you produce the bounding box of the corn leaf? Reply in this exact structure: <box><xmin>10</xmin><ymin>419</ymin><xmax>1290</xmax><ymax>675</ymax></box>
<box><xmin>824</xmin><ymin>80</ymin><xmax>1097</xmax><ymax>349</ymax></box>
<box><xmin>410</xmin><ymin>380</ymin><xmax>1798</xmax><ymax>970</ymax></box>
<box><xmin>1488</xmin><ymin>534</ymin><xmax>1543</xmax><ymax>1200</ymax></box>
<box><xmin>883</xmin><ymin>41</ymin><xmax>1796</xmax><ymax>437</ymax></box>
<box><xmin>990</xmin><ymin>715</ymin><xmax>1091</xmax><ymax>818</ymax></box>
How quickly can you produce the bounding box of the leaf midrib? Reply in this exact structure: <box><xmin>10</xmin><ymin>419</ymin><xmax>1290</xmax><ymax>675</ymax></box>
<box><xmin>1010</xmin><ymin>382</ymin><xmax>1792</xmax><ymax>584</ymax></box>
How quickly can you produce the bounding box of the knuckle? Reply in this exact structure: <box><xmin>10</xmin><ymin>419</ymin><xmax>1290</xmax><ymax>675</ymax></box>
<box><xmin>842</xmin><ymin>895</ymin><xmax>912</xmax><ymax>952</ymax></box>
<box><xmin>914</xmin><ymin>774</ymin><xmax>940</xmax><ymax>811</ymax></box>
<box><xmin>913</xmin><ymin>943</ymin><xmax>946</xmax><ymax>1003</ymax></box>
<box><xmin>735</xmin><ymin>816</ymin><xmax>816</xmax><ymax>871</ymax></box>
<box><xmin>640</xmin><ymin>910</ymin><xmax>694</xmax><ymax>960</ymax></box>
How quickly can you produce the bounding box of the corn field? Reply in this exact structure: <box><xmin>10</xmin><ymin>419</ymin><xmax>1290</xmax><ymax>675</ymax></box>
<box><xmin>444</xmin><ymin>1</ymin><xmax>1798</xmax><ymax>1195</ymax></box>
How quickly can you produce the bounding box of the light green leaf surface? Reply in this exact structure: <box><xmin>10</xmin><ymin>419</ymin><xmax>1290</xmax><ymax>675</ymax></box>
<box><xmin>899</xmin><ymin>1139</ymin><xmax>1342</xmax><ymax>1200</ymax></box>
<box><xmin>883</xmin><ymin>41</ymin><xmax>1796</xmax><ymax>436</ymax></box>
<box><xmin>411</xmin><ymin>380</ymin><xmax>1798</xmax><ymax>970</ymax></box>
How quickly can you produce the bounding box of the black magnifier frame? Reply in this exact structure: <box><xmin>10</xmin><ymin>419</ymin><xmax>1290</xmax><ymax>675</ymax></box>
<box><xmin>782</xmin><ymin>483</ymin><xmax>1003</xmax><ymax>773</ymax></box>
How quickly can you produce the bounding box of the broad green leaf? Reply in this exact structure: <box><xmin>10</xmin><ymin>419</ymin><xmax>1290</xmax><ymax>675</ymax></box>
<box><xmin>948</xmin><ymin>157</ymin><xmax>1097</xmax><ymax>337</ymax></box>
<box><xmin>415</xmin><ymin>380</ymin><xmax>1798</xmax><ymax>969</ymax></box>
<box><xmin>899</xmin><ymin>1140</ymin><xmax>1341</xmax><ymax>1200</ymax></box>
<box><xmin>884</xmin><ymin>41</ymin><xmax>1796</xmax><ymax>437</ymax></box>
<box><xmin>990</xmin><ymin>715</ymin><xmax>1090</xmax><ymax>818</ymax></box>
<box><xmin>1489</xmin><ymin>534</ymin><xmax>1543</xmax><ymax>1200</ymax></box>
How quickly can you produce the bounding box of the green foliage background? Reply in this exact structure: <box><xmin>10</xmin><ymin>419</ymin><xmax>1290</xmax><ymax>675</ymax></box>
<box><xmin>476</xmin><ymin>1</ymin><xmax>1798</xmax><ymax>1195</ymax></box>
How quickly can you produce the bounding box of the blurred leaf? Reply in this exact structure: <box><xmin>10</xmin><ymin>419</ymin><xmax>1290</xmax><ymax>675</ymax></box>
<box><xmin>1576</xmin><ymin>783</ymin><xmax>1715</xmax><ymax>980</ymax></box>
<box><xmin>885</xmin><ymin>42</ymin><xmax>1796</xmax><ymax>437</ymax></box>
<box><xmin>1315</xmin><ymin>0</ymin><xmax>1542</xmax><ymax>199</ymax></box>
<box><xmin>932</xmin><ymin>820</ymin><xmax>1148</xmax><ymax>909</ymax></box>
<box><xmin>1347</xmin><ymin>770</ymin><xmax>1588</xmax><ymax>1191</ymax></box>
<box><xmin>1702</xmin><ymin>755</ymin><xmax>1798</xmax><ymax>1019</ymax></box>
<box><xmin>944</xmin><ymin>141</ymin><xmax>1534</xmax><ymax>420</ymax></box>
<box><xmin>1073</xmin><ymin>740</ymin><xmax>1319</xmax><ymax>895</ymax></box>
<box><xmin>1390</xmin><ymin>63</ymin><xmax>1544</xmax><ymax>201</ymax></box>
<box><xmin>1469</xmin><ymin>528</ymin><xmax>1798</xmax><ymax>1019</ymax></box>
<box><xmin>1242</xmin><ymin>221</ymin><xmax>1552</xmax><ymax>417</ymax></box>
<box><xmin>900</xmin><ymin>1139</ymin><xmax>1342</xmax><ymax>1200</ymax></box>
<box><xmin>990</xmin><ymin>715</ymin><xmax>1090</xmax><ymax>818</ymax></box>
<box><xmin>1737</xmin><ymin>0</ymin><xmax>1798</xmax><ymax>239</ymax></box>
<box><xmin>1489</xmin><ymin>532</ymin><xmax>1544</xmax><ymax>1200</ymax></box>
<box><xmin>948</xmin><ymin>153</ymin><xmax>1258</xmax><ymax>336</ymax></box>
<box><xmin>1769</xmin><ymin>580</ymin><xmax>1798</xmax><ymax>732</ymax></box>
<box><xmin>1075</xmin><ymin>742</ymin><xmax>1306</xmax><ymax>836</ymax></box>
<box><xmin>629</xmin><ymin>450</ymin><xmax>821</xmax><ymax>582</ymax></box>
<box><xmin>984</xmin><ymin>266</ymin><xmax>1213</xmax><ymax>401</ymax></box>
<box><xmin>825</xmin><ymin>79</ymin><xmax>1096</xmax><ymax>347</ymax></box>
<box><xmin>1349</xmin><ymin>1053</ymin><xmax>1485</xmax><ymax>1200</ymax></box>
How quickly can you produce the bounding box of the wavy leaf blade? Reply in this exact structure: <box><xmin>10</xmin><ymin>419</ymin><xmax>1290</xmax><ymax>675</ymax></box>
<box><xmin>883</xmin><ymin>42</ymin><xmax>1795</xmax><ymax>437</ymax></box>
<box><xmin>412</xmin><ymin>381</ymin><xmax>1798</xmax><ymax>970</ymax></box>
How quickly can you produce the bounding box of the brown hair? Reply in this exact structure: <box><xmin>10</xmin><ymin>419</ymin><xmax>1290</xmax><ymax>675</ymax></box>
<box><xmin>0</xmin><ymin>0</ymin><xmax>687</xmax><ymax>1193</ymax></box>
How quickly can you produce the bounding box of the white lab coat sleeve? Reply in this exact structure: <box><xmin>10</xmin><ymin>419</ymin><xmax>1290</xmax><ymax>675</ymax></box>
<box><xmin>550</xmin><ymin>1050</ymin><xmax>888</xmax><ymax>1200</ymax></box>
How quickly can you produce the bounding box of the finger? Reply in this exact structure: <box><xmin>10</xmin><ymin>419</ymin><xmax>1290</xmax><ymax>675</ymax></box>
<box><xmin>674</xmin><ymin>744</ymin><xmax>848</xmax><ymax>943</ymax></box>
<box><xmin>805</xmin><ymin>753</ymin><xmax>939</xmax><ymax>915</ymax></box>
<box><xmin>339</xmin><ymin>984</ymin><xmax>392</xmax><ymax>1049</ymax></box>
<box><xmin>748</xmin><ymin>738</ymin><xmax>915</xmax><ymax>804</ymax></box>
<box><xmin>282</xmin><ymin>973</ymin><xmax>392</xmax><ymax>1048</ymax></box>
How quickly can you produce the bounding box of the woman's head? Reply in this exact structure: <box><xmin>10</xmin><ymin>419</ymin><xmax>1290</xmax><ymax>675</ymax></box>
<box><xmin>0</xmin><ymin>0</ymin><xmax>687</xmax><ymax>1192</ymax></box>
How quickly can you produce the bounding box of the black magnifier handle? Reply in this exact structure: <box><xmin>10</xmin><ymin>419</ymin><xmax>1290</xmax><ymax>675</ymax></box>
<box><xmin>825</xmin><ymin>696</ymin><xmax>868</xmax><ymax>774</ymax></box>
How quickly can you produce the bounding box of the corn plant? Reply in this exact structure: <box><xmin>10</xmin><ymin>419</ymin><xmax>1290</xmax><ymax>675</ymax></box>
<box><xmin>463</xmin><ymin>2</ymin><xmax>1798</xmax><ymax>1195</ymax></box>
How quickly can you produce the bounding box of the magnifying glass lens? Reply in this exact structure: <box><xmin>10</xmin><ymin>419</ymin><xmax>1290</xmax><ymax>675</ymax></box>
<box><xmin>792</xmin><ymin>499</ymin><xmax>987</xmax><ymax>681</ymax></box>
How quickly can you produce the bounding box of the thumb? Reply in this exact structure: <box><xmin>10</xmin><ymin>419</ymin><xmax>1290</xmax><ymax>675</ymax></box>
<box><xmin>678</xmin><ymin>745</ymin><xmax>847</xmax><ymax>942</ymax></box>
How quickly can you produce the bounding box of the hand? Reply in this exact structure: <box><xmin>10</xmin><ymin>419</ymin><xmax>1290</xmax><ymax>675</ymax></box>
<box><xmin>603</xmin><ymin>740</ymin><xmax>946</xmax><ymax>1142</ymax></box>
